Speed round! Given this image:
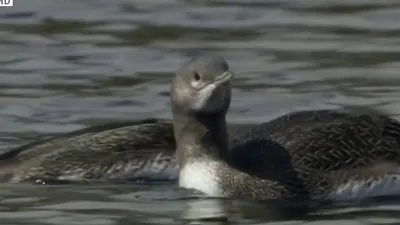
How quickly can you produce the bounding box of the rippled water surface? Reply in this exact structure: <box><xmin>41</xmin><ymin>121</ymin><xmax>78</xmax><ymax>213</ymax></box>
<box><xmin>1</xmin><ymin>0</ymin><xmax>400</xmax><ymax>224</ymax></box>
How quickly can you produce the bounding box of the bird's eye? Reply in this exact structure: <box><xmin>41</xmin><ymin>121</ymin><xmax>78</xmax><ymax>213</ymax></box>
<box><xmin>193</xmin><ymin>72</ymin><xmax>201</xmax><ymax>81</ymax></box>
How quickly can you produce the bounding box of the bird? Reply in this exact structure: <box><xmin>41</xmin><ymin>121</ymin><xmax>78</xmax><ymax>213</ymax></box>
<box><xmin>170</xmin><ymin>55</ymin><xmax>400</xmax><ymax>202</ymax></box>
<box><xmin>0</xmin><ymin>119</ymin><xmax>178</xmax><ymax>184</ymax></box>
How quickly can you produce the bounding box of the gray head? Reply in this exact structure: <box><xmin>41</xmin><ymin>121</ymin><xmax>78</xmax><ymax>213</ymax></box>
<box><xmin>171</xmin><ymin>56</ymin><xmax>233</xmax><ymax>116</ymax></box>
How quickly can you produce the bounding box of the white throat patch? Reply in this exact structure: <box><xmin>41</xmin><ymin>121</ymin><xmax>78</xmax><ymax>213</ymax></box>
<box><xmin>179</xmin><ymin>161</ymin><xmax>223</xmax><ymax>197</ymax></box>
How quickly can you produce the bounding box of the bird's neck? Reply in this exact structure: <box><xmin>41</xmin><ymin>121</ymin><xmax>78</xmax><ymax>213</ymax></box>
<box><xmin>172</xmin><ymin>111</ymin><xmax>229</xmax><ymax>167</ymax></box>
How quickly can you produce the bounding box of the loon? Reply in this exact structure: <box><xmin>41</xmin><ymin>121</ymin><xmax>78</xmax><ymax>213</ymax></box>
<box><xmin>0</xmin><ymin>119</ymin><xmax>177</xmax><ymax>183</ymax></box>
<box><xmin>171</xmin><ymin>56</ymin><xmax>400</xmax><ymax>201</ymax></box>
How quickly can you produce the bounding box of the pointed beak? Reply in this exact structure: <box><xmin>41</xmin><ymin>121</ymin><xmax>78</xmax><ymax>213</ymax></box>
<box><xmin>214</xmin><ymin>71</ymin><xmax>233</xmax><ymax>86</ymax></box>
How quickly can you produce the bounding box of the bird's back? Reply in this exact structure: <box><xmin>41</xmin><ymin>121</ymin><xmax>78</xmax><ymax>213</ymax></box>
<box><xmin>0</xmin><ymin>119</ymin><xmax>178</xmax><ymax>183</ymax></box>
<box><xmin>229</xmin><ymin>109</ymin><xmax>400</xmax><ymax>200</ymax></box>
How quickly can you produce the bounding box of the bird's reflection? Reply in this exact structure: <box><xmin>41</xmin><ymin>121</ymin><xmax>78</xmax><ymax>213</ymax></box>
<box><xmin>180</xmin><ymin>198</ymin><xmax>314</xmax><ymax>225</ymax></box>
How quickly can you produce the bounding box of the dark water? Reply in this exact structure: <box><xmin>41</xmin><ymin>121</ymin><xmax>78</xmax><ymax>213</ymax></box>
<box><xmin>1</xmin><ymin>0</ymin><xmax>400</xmax><ymax>224</ymax></box>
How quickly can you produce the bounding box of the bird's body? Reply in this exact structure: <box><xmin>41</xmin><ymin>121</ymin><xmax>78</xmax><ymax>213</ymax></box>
<box><xmin>229</xmin><ymin>110</ymin><xmax>400</xmax><ymax>200</ymax></box>
<box><xmin>0</xmin><ymin>119</ymin><xmax>178</xmax><ymax>183</ymax></box>
<box><xmin>171</xmin><ymin>56</ymin><xmax>400</xmax><ymax>201</ymax></box>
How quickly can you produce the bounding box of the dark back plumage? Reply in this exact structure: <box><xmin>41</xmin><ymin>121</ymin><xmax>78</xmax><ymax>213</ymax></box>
<box><xmin>228</xmin><ymin>109</ymin><xmax>400</xmax><ymax>199</ymax></box>
<box><xmin>232</xmin><ymin>110</ymin><xmax>400</xmax><ymax>171</ymax></box>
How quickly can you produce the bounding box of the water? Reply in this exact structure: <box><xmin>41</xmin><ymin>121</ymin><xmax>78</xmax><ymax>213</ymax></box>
<box><xmin>0</xmin><ymin>0</ymin><xmax>400</xmax><ymax>224</ymax></box>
